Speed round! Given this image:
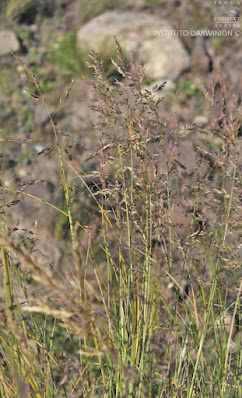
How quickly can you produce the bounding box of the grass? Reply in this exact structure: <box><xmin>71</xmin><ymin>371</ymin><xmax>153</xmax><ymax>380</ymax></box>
<box><xmin>53</xmin><ymin>30</ymin><xmax>122</xmax><ymax>81</ymax></box>
<box><xmin>0</xmin><ymin>43</ymin><xmax>241</xmax><ymax>397</ymax></box>
<box><xmin>4</xmin><ymin>0</ymin><xmax>32</xmax><ymax>19</ymax></box>
<box><xmin>78</xmin><ymin>0</ymin><xmax>122</xmax><ymax>24</ymax></box>
<box><xmin>53</xmin><ymin>31</ymin><xmax>88</xmax><ymax>77</ymax></box>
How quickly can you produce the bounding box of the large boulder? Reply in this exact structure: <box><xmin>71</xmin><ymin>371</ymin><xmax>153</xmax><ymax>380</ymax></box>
<box><xmin>77</xmin><ymin>11</ymin><xmax>190</xmax><ymax>81</ymax></box>
<box><xmin>0</xmin><ymin>30</ymin><xmax>19</xmax><ymax>56</ymax></box>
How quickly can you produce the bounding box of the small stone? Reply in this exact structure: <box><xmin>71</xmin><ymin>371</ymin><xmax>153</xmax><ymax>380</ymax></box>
<box><xmin>193</xmin><ymin>116</ymin><xmax>208</xmax><ymax>128</ymax></box>
<box><xmin>178</xmin><ymin>141</ymin><xmax>196</xmax><ymax>171</ymax></box>
<box><xmin>171</xmin><ymin>203</ymin><xmax>192</xmax><ymax>239</ymax></box>
<box><xmin>34</xmin><ymin>103</ymin><xmax>50</xmax><ymax>126</ymax></box>
<box><xmin>141</xmin><ymin>80</ymin><xmax>175</xmax><ymax>100</ymax></box>
<box><xmin>0</xmin><ymin>30</ymin><xmax>20</xmax><ymax>56</ymax></box>
<box><xmin>191</xmin><ymin>38</ymin><xmax>211</xmax><ymax>74</ymax></box>
<box><xmin>29</xmin><ymin>24</ymin><xmax>38</xmax><ymax>33</ymax></box>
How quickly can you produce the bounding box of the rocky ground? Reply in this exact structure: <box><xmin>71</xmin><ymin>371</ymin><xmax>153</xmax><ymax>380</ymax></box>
<box><xmin>0</xmin><ymin>4</ymin><xmax>241</xmax><ymax>393</ymax></box>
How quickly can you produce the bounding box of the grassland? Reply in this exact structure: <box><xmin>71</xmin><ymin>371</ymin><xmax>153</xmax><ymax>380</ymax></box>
<box><xmin>0</xmin><ymin>42</ymin><xmax>241</xmax><ymax>398</ymax></box>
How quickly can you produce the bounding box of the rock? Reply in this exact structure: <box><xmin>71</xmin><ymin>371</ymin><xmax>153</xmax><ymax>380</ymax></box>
<box><xmin>170</xmin><ymin>203</ymin><xmax>192</xmax><ymax>240</ymax></box>
<box><xmin>193</xmin><ymin>115</ymin><xmax>208</xmax><ymax>128</ymax></box>
<box><xmin>0</xmin><ymin>30</ymin><xmax>19</xmax><ymax>56</ymax></box>
<box><xmin>178</xmin><ymin>141</ymin><xmax>196</xmax><ymax>171</ymax></box>
<box><xmin>61</xmin><ymin>79</ymin><xmax>95</xmax><ymax>131</ymax></box>
<box><xmin>141</xmin><ymin>79</ymin><xmax>175</xmax><ymax>100</ymax></box>
<box><xmin>77</xmin><ymin>11</ymin><xmax>190</xmax><ymax>81</ymax></box>
<box><xmin>191</xmin><ymin>37</ymin><xmax>212</xmax><ymax>74</ymax></box>
<box><xmin>34</xmin><ymin>103</ymin><xmax>50</xmax><ymax>126</ymax></box>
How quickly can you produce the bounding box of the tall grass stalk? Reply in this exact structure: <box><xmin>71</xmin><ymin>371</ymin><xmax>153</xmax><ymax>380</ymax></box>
<box><xmin>0</xmin><ymin>44</ymin><xmax>240</xmax><ymax>397</ymax></box>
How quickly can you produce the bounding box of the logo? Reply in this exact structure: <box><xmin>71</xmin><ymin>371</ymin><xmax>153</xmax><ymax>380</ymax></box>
<box><xmin>214</xmin><ymin>2</ymin><xmax>241</xmax><ymax>29</ymax></box>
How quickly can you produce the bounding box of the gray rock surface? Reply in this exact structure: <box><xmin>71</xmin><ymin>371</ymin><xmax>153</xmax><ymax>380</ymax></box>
<box><xmin>0</xmin><ymin>30</ymin><xmax>19</xmax><ymax>56</ymax></box>
<box><xmin>141</xmin><ymin>79</ymin><xmax>175</xmax><ymax>100</ymax></box>
<box><xmin>77</xmin><ymin>11</ymin><xmax>190</xmax><ymax>81</ymax></box>
<box><xmin>191</xmin><ymin>37</ymin><xmax>211</xmax><ymax>74</ymax></box>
